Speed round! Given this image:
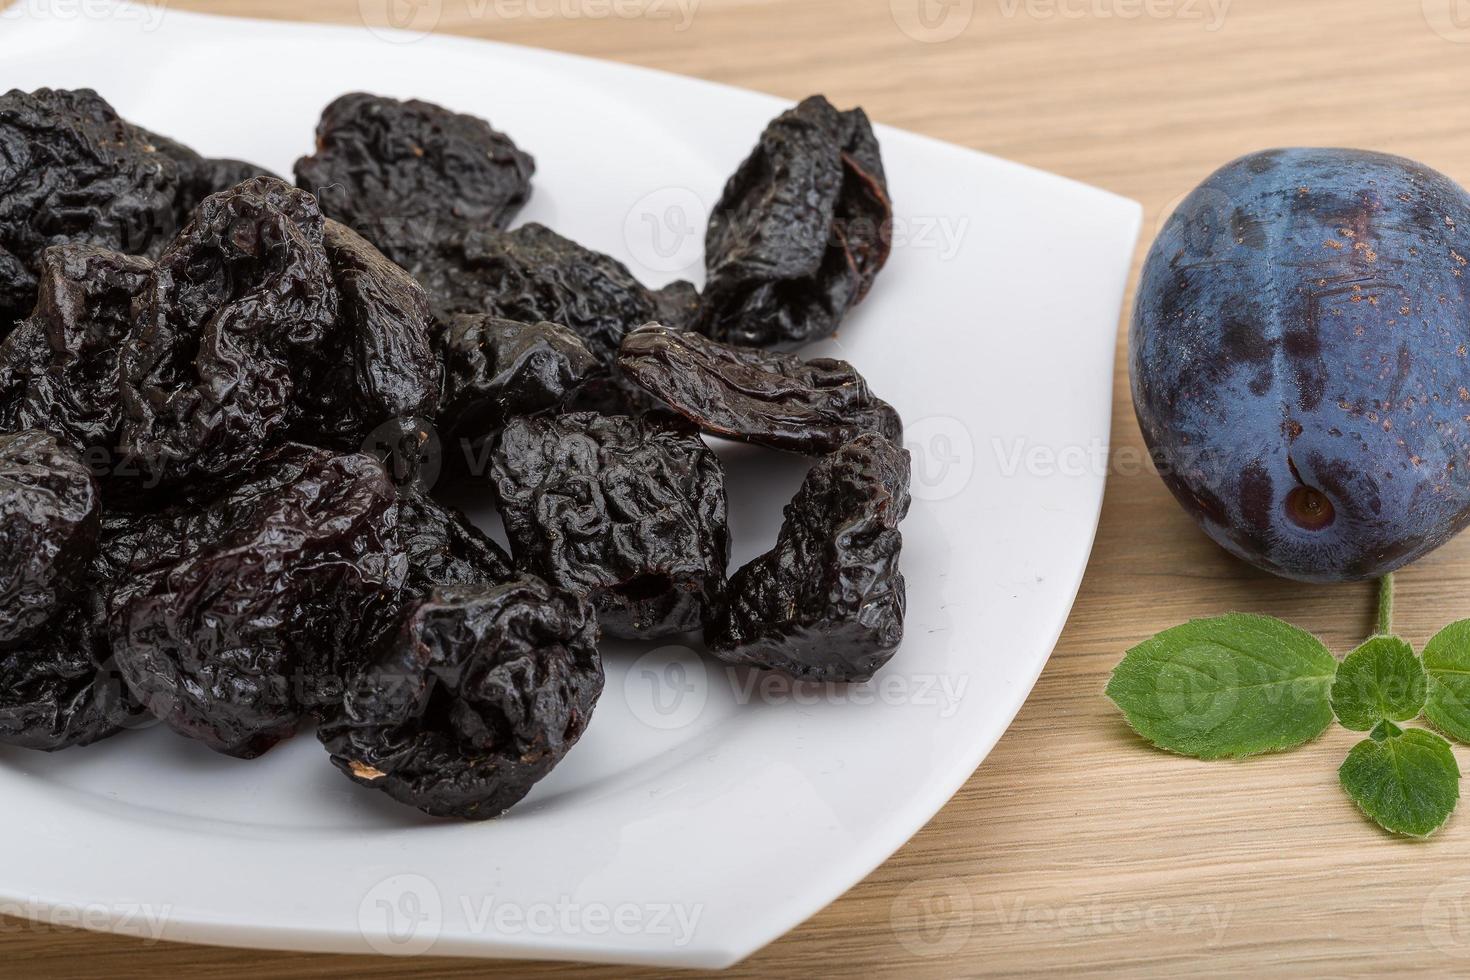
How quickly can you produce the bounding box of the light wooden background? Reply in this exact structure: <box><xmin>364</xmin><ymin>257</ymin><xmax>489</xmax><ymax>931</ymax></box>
<box><xmin>6</xmin><ymin>0</ymin><xmax>1470</xmax><ymax>975</ymax></box>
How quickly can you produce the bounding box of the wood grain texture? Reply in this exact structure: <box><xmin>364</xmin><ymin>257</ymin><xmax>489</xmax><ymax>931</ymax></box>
<box><xmin>6</xmin><ymin>0</ymin><xmax>1470</xmax><ymax>974</ymax></box>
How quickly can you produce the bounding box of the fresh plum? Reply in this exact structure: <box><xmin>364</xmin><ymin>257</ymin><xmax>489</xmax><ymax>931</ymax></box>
<box><xmin>1132</xmin><ymin>148</ymin><xmax>1470</xmax><ymax>582</ymax></box>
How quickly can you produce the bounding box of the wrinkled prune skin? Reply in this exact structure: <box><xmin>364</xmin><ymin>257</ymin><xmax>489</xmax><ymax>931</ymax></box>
<box><xmin>93</xmin><ymin>507</ymin><xmax>194</xmax><ymax>613</ymax></box>
<box><xmin>697</xmin><ymin>95</ymin><xmax>891</xmax><ymax>350</ymax></box>
<box><xmin>438</xmin><ymin>314</ymin><xmax>600</xmax><ymax>440</ymax></box>
<box><xmin>0</xmin><ymin>89</ymin><xmax>183</xmax><ymax>331</ymax></box>
<box><xmin>0</xmin><ymin>513</ymin><xmax>156</xmax><ymax>752</ymax></box>
<box><xmin>111</xmin><ymin>446</ymin><xmax>405</xmax><ymax>758</ymax></box>
<box><xmin>119</xmin><ymin>176</ymin><xmax>339</xmax><ymax>485</ymax></box>
<box><xmin>295</xmin><ymin>93</ymin><xmax>534</xmax><ymax>251</ymax></box>
<box><xmin>0</xmin><ymin>245</ymin><xmax>153</xmax><ymax>459</ymax></box>
<box><xmin>0</xmin><ymin>594</ymin><xmax>137</xmax><ymax>751</ymax></box>
<box><xmin>620</xmin><ymin>323</ymin><xmax>902</xmax><ymax>454</ymax></box>
<box><xmin>651</xmin><ymin>279</ymin><xmax>701</xmax><ymax>332</ymax></box>
<box><xmin>491</xmin><ymin>412</ymin><xmax>729</xmax><ymax>639</ymax></box>
<box><xmin>398</xmin><ymin>489</ymin><xmax>513</xmax><ymax>598</ymax></box>
<box><xmin>174</xmin><ymin>158</ymin><xmax>279</xmax><ymax>216</ymax></box>
<box><xmin>127</xmin><ymin>125</ymin><xmax>199</xmax><ymax>167</ymax></box>
<box><xmin>130</xmin><ymin>125</ymin><xmax>278</xmax><ymax>225</ymax></box>
<box><xmin>318</xmin><ymin>577</ymin><xmax>602</xmax><ymax>820</ymax></box>
<box><xmin>0</xmin><ymin>434</ymin><xmax>140</xmax><ymax>750</ymax></box>
<box><xmin>105</xmin><ymin>442</ymin><xmax>360</xmax><ymax>603</ymax></box>
<box><xmin>0</xmin><ymin>250</ymin><xmax>34</xmax><ymax>333</ymax></box>
<box><xmin>384</xmin><ymin>223</ymin><xmax>659</xmax><ymax>407</ymax></box>
<box><xmin>291</xmin><ymin>220</ymin><xmax>438</xmax><ymax>447</ymax></box>
<box><xmin>709</xmin><ymin>434</ymin><xmax>910</xmax><ymax>681</ymax></box>
<box><xmin>0</xmin><ymin>431</ymin><xmax>101</xmax><ymax>645</ymax></box>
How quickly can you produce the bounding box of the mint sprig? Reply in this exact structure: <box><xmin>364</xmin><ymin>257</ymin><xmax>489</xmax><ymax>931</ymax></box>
<box><xmin>1108</xmin><ymin>574</ymin><xmax>1467</xmax><ymax>838</ymax></box>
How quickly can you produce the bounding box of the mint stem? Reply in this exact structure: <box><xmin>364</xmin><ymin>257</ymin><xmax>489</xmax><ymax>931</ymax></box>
<box><xmin>1376</xmin><ymin>574</ymin><xmax>1394</xmax><ymax>637</ymax></box>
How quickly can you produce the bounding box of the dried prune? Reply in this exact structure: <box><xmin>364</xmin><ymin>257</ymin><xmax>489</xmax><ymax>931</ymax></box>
<box><xmin>107</xmin><ymin>441</ymin><xmax>367</xmax><ymax>601</ymax></box>
<box><xmin>92</xmin><ymin>507</ymin><xmax>194</xmax><ymax>613</ymax></box>
<box><xmin>130</xmin><ymin>125</ymin><xmax>278</xmax><ymax>224</ymax></box>
<box><xmin>0</xmin><ymin>84</ymin><xmax>927</xmax><ymax>809</ymax></box>
<box><xmin>295</xmin><ymin>93</ymin><xmax>534</xmax><ymax>251</ymax></box>
<box><xmin>697</xmin><ymin>95</ymin><xmax>891</xmax><ymax>350</ymax></box>
<box><xmin>0</xmin><ymin>430</ymin><xmax>101</xmax><ymax>644</ymax></box>
<box><xmin>0</xmin><ymin>245</ymin><xmax>153</xmax><ymax>460</ymax></box>
<box><xmin>0</xmin><ymin>250</ymin><xmax>34</xmax><ymax>333</ymax></box>
<box><xmin>708</xmin><ymin>433</ymin><xmax>910</xmax><ymax>681</ymax></box>
<box><xmin>383</xmin><ymin>223</ymin><xmax>659</xmax><ymax>407</ymax></box>
<box><xmin>110</xmin><ymin>446</ymin><xmax>405</xmax><ymax>758</ymax></box>
<box><xmin>127</xmin><ymin>125</ymin><xmax>198</xmax><ymax>166</ymax></box>
<box><xmin>491</xmin><ymin>412</ymin><xmax>728</xmax><ymax>639</ymax></box>
<box><xmin>318</xmin><ymin>577</ymin><xmax>601</xmax><ymax>820</ymax></box>
<box><xmin>0</xmin><ymin>433</ymin><xmax>139</xmax><ymax>751</ymax></box>
<box><xmin>0</xmin><ymin>89</ymin><xmax>183</xmax><ymax>330</ymax></box>
<box><xmin>651</xmin><ymin>279</ymin><xmax>701</xmax><ymax>332</ymax></box>
<box><xmin>291</xmin><ymin>220</ymin><xmax>438</xmax><ymax>447</ymax></box>
<box><xmin>438</xmin><ymin>314</ymin><xmax>600</xmax><ymax>440</ymax></box>
<box><xmin>174</xmin><ymin>157</ymin><xmax>279</xmax><ymax>216</ymax></box>
<box><xmin>399</xmin><ymin>489</ymin><xmax>513</xmax><ymax>598</ymax></box>
<box><xmin>118</xmin><ymin>176</ymin><xmax>338</xmax><ymax>485</ymax></box>
<box><xmin>619</xmin><ymin>323</ymin><xmax>902</xmax><ymax>454</ymax></box>
<box><xmin>0</xmin><ymin>594</ymin><xmax>137</xmax><ymax>751</ymax></box>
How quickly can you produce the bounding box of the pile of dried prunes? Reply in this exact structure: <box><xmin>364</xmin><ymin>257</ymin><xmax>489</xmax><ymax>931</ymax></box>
<box><xmin>0</xmin><ymin>87</ymin><xmax>910</xmax><ymax>819</ymax></box>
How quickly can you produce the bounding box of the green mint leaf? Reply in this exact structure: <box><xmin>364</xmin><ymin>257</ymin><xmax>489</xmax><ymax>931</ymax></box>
<box><xmin>1329</xmin><ymin>635</ymin><xmax>1426</xmax><ymax>731</ymax></box>
<box><xmin>1338</xmin><ymin>728</ymin><xmax>1460</xmax><ymax>837</ymax></box>
<box><xmin>1106</xmin><ymin>614</ymin><xmax>1336</xmax><ymax>759</ymax></box>
<box><xmin>1422</xmin><ymin>620</ymin><xmax>1470</xmax><ymax>744</ymax></box>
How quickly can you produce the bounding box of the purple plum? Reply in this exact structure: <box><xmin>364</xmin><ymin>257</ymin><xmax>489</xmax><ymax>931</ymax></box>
<box><xmin>1132</xmin><ymin>148</ymin><xmax>1470</xmax><ymax>582</ymax></box>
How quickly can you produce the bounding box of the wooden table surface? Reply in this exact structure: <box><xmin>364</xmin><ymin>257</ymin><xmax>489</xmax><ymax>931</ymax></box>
<box><xmin>7</xmin><ymin>0</ymin><xmax>1470</xmax><ymax>975</ymax></box>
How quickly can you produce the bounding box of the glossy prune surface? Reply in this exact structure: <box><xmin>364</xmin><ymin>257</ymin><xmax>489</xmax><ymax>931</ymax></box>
<box><xmin>291</xmin><ymin>219</ymin><xmax>439</xmax><ymax>447</ymax></box>
<box><xmin>118</xmin><ymin>177</ymin><xmax>338</xmax><ymax>485</ymax></box>
<box><xmin>319</xmin><ymin>577</ymin><xmax>602</xmax><ymax>820</ymax></box>
<box><xmin>0</xmin><ymin>244</ymin><xmax>153</xmax><ymax>463</ymax></box>
<box><xmin>0</xmin><ymin>430</ymin><xmax>100</xmax><ymax>644</ymax></box>
<box><xmin>696</xmin><ymin>96</ymin><xmax>891</xmax><ymax>350</ymax></box>
<box><xmin>295</xmin><ymin>93</ymin><xmax>534</xmax><ymax>250</ymax></box>
<box><xmin>384</xmin><ymin>223</ymin><xmax>661</xmax><ymax>409</ymax></box>
<box><xmin>0</xmin><ymin>89</ymin><xmax>182</xmax><ymax>331</ymax></box>
<box><xmin>708</xmin><ymin>434</ymin><xmax>911</xmax><ymax>681</ymax></box>
<box><xmin>491</xmin><ymin>411</ymin><xmax>729</xmax><ymax>639</ymax></box>
<box><xmin>110</xmin><ymin>445</ymin><xmax>405</xmax><ymax>758</ymax></box>
<box><xmin>437</xmin><ymin>314</ymin><xmax>600</xmax><ymax>441</ymax></box>
<box><xmin>619</xmin><ymin>323</ymin><xmax>902</xmax><ymax>454</ymax></box>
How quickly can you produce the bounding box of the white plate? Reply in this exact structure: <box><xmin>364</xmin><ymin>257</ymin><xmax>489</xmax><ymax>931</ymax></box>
<box><xmin>0</xmin><ymin>3</ymin><xmax>1140</xmax><ymax>968</ymax></box>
